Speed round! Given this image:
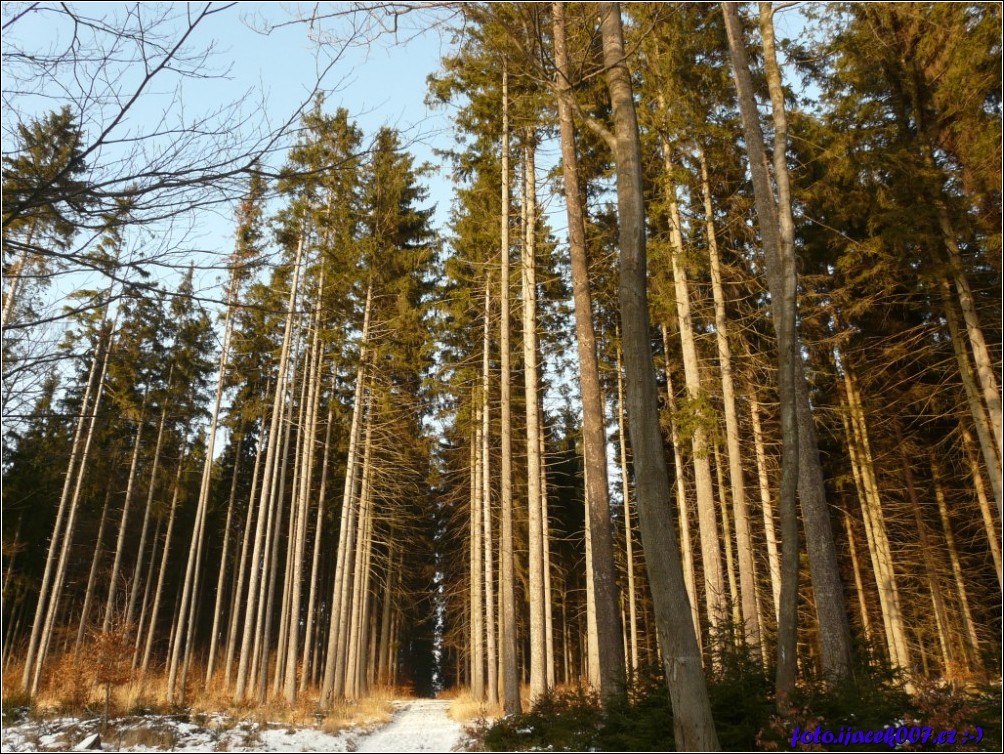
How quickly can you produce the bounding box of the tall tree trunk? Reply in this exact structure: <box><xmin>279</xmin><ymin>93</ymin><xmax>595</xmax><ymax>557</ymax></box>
<box><xmin>225</xmin><ymin>407</ymin><xmax>267</xmax><ymax>688</ymax></box>
<box><xmin>663</xmin><ymin>158</ymin><xmax>726</xmax><ymax>640</ymax></box>
<box><xmin>840</xmin><ymin>364</ymin><xmax>910</xmax><ymax>670</ymax></box>
<box><xmin>481</xmin><ymin>276</ymin><xmax>499</xmax><ymax>706</ymax></box>
<box><xmin>140</xmin><ymin>461</ymin><xmax>183</xmax><ymax>679</ymax></box>
<box><xmin>615</xmin><ymin>344</ymin><xmax>639</xmax><ymax>672</ymax></box>
<box><xmin>284</xmin><ymin>277</ymin><xmax>326</xmax><ymax>703</ymax></box>
<box><xmin>724</xmin><ymin>1</ymin><xmax>800</xmax><ymax>699</ymax></box>
<box><xmin>960</xmin><ymin>425</ymin><xmax>1002</xmax><ymax>589</ymax></box>
<box><xmin>301</xmin><ymin>366</ymin><xmax>338</xmax><ymax>691</ymax></box>
<box><xmin>323</xmin><ymin>285</ymin><xmax>372</xmax><ymax>703</ymax></box>
<box><xmin>943</xmin><ymin>282</ymin><xmax>1003</xmax><ymax>518</ymax></box>
<box><xmin>103</xmin><ymin>388</ymin><xmax>149</xmax><ymax>630</ymax></box>
<box><xmin>234</xmin><ymin>233</ymin><xmax>305</xmax><ymax>700</ymax></box>
<box><xmin>522</xmin><ymin>134</ymin><xmax>547</xmax><ymax>702</ymax></box>
<box><xmin>898</xmin><ymin>431</ymin><xmax>956</xmax><ymax>672</ymax></box>
<box><xmin>470</xmin><ymin>406</ymin><xmax>485</xmax><ymax>700</ymax></box>
<box><xmin>126</xmin><ymin>391</ymin><xmax>171</xmax><ymax>630</ymax></box>
<box><xmin>930</xmin><ymin>455</ymin><xmax>981</xmax><ymax>668</ymax></box>
<box><xmin>30</xmin><ymin>316</ymin><xmax>115</xmax><ymax>695</ymax></box>
<box><xmin>698</xmin><ymin>146</ymin><xmax>760</xmax><ymax>655</ymax></box>
<box><xmin>841</xmin><ymin>510</ymin><xmax>873</xmax><ymax>646</ymax></box>
<box><xmin>206</xmin><ymin>431</ymin><xmax>244</xmax><ymax>685</ymax></box>
<box><xmin>661</xmin><ymin>324</ymin><xmax>703</xmax><ymax>650</ymax></box>
<box><xmin>749</xmin><ymin>394</ymin><xmax>781</xmax><ymax>621</ymax></box>
<box><xmin>600</xmin><ymin>4</ymin><xmax>718</xmax><ymax>748</ymax></box>
<box><xmin>498</xmin><ymin>63</ymin><xmax>521</xmax><ymax>717</ymax></box>
<box><xmin>75</xmin><ymin>487</ymin><xmax>112</xmax><ymax>652</ymax></box>
<box><xmin>553</xmin><ymin>0</ymin><xmax>625</xmax><ymax>700</ymax></box>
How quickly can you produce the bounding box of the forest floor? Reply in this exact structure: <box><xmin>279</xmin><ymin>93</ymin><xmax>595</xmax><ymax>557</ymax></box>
<box><xmin>0</xmin><ymin>699</ymin><xmax>469</xmax><ymax>752</ymax></box>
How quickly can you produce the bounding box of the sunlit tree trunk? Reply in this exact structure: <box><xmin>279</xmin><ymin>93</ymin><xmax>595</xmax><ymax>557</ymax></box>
<box><xmin>522</xmin><ymin>134</ymin><xmax>547</xmax><ymax>702</ymax></box>
<box><xmin>698</xmin><ymin>146</ymin><xmax>760</xmax><ymax>655</ymax></box>
<box><xmin>234</xmin><ymin>233</ymin><xmax>305</xmax><ymax>700</ymax></box>
<box><xmin>960</xmin><ymin>425</ymin><xmax>1002</xmax><ymax>589</ymax></box>
<box><xmin>663</xmin><ymin>160</ymin><xmax>726</xmax><ymax>640</ymax></box>
<box><xmin>943</xmin><ymin>282</ymin><xmax>1003</xmax><ymax>518</ymax></box>
<box><xmin>749</xmin><ymin>395</ymin><xmax>781</xmax><ymax>621</ymax></box>
<box><xmin>930</xmin><ymin>455</ymin><xmax>981</xmax><ymax>668</ymax></box>
<box><xmin>481</xmin><ymin>276</ymin><xmax>499</xmax><ymax>705</ymax></box>
<box><xmin>553</xmin><ymin>0</ymin><xmax>625</xmax><ymax>699</ymax></box>
<box><xmin>29</xmin><ymin>314</ymin><xmax>115</xmax><ymax>695</ymax></box>
<box><xmin>140</xmin><ymin>461</ymin><xmax>183</xmax><ymax>679</ymax></box>
<box><xmin>661</xmin><ymin>324</ymin><xmax>703</xmax><ymax>650</ymax></box>
<box><xmin>616</xmin><ymin>344</ymin><xmax>639</xmax><ymax>672</ymax></box>
<box><xmin>498</xmin><ymin>63</ymin><xmax>521</xmax><ymax>716</ymax></box>
<box><xmin>102</xmin><ymin>388</ymin><xmax>149</xmax><ymax>630</ymax></box>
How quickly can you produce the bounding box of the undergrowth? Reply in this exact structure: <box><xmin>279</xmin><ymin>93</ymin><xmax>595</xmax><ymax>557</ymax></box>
<box><xmin>478</xmin><ymin>655</ymin><xmax>1002</xmax><ymax>752</ymax></box>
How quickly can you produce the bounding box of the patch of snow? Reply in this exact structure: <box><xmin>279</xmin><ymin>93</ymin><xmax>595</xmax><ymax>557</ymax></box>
<box><xmin>352</xmin><ymin>699</ymin><xmax>464</xmax><ymax>753</ymax></box>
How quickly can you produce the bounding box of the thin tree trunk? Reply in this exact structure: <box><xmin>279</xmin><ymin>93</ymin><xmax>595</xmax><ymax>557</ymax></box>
<box><xmin>943</xmin><ymin>282</ymin><xmax>1003</xmax><ymax>518</ymax></box>
<box><xmin>841</xmin><ymin>510</ymin><xmax>873</xmax><ymax>646</ymax></box>
<box><xmin>841</xmin><ymin>364</ymin><xmax>910</xmax><ymax>670</ymax></box>
<box><xmin>301</xmin><ymin>366</ymin><xmax>338</xmax><ymax>692</ymax></box>
<box><xmin>481</xmin><ymin>275</ymin><xmax>499</xmax><ymax>706</ymax></box>
<box><xmin>75</xmin><ymin>487</ymin><xmax>112</xmax><ymax>652</ymax></box>
<box><xmin>898</xmin><ymin>433</ymin><xmax>956</xmax><ymax>671</ymax></box>
<box><xmin>749</xmin><ymin>395</ymin><xmax>781</xmax><ymax>621</ymax></box>
<box><xmin>714</xmin><ymin>441</ymin><xmax>741</xmax><ymax>630</ymax></box>
<box><xmin>664</xmin><ymin>160</ymin><xmax>726</xmax><ymax>640</ymax></box>
<box><xmin>140</xmin><ymin>461</ymin><xmax>183</xmax><ymax>679</ymax></box>
<box><xmin>615</xmin><ymin>345</ymin><xmax>639</xmax><ymax>673</ymax></box>
<box><xmin>126</xmin><ymin>391</ymin><xmax>171</xmax><ymax>629</ymax></box>
<box><xmin>698</xmin><ymin>146</ymin><xmax>760</xmax><ymax>655</ymax></box>
<box><xmin>322</xmin><ymin>354</ymin><xmax>367</xmax><ymax>703</ymax></box>
<box><xmin>960</xmin><ymin>425</ymin><xmax>1003</xmax><ymax>589</ymax></box>
<box><xmin>205</xmin><ymin>431</ymin><xmax>244</xmax><ymax>686</ymax></box>
<box><xmin>102</xmin><ymin>388</ymin><xmax>150</xmax><ymax>631</ymax></box>
<box><xmin>31</xmin><ymin>316</ymin><xmax>116</xmax><ymax>694</ymax></box>
<box><xmin>933</xmin><ymin>199</ymin><xmax>1003</xmax><ymax>465</ymax></box>
<box><xmin>284</xmin><ymin>278</ymin><xmax>326</xmax><ymax>703</ymax></box>
<box><xmin>930</xmin><ymin>455</ymin><xmax>981</xmax><ymax>668</ymax></box>
<box><xmin>234</xmin><ymin>233</ymin><xmax>305</xmax><ymax>700</ymax></box>
<box><xmin>471</xmin><ymin>407</ymin><xmax>485</xmax><ymax>700</ymax></box>
<box><xmin>22</xmin><ymin>313</ymin><xmax>107</xmax><ymax>692</ymax></box>
<box><xmin>225</xmin><ymin>408</ymin><xmax>268</xmax><ymax>688</ymax></box>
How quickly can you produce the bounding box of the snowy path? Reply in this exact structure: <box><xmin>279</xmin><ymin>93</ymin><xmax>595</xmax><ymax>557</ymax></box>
<box><xmin>352</xmin><ymin>699</ymin><xmax>465</xmax><ymax>753</ymax></box>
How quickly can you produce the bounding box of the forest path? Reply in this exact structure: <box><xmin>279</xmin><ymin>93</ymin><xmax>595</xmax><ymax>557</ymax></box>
<box><xmin>352</xmin><ymin>699</ymin><xmax>466</xmax><ymax>753</ymax></box>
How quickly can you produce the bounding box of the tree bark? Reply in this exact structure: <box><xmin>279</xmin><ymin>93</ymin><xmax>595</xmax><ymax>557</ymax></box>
<box><xmin>522</xmin><ymin>134</ymin><xmax>547</xmax><ymax>703</ymax></box>
<box><xmin>498</xmin><ymin>64</ymin><xmax>520</xmax><ymax>716</ymax></box>
<box><xmin>698</xmin><ymin>146</ymin><xmax>760</xmax><ymax>654</ymax></box>
<box><xmin>553</xmin><ymin>0</ymin><xmax>625</xmax><ymax>701</ymax></box>
<box><xmin>601</xmin><ymin>4</ymin><xmax>719</xmax><ymax>748</ymax></box>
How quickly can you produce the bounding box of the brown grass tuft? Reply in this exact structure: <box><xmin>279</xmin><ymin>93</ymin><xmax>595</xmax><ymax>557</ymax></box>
<box><xmin>448</xmin><ymin>690</ymin><xmax>502</xmax><ymax>723</ymax></box>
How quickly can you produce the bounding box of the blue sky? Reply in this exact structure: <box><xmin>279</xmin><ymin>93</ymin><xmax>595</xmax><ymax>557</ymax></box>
<box><xmin>3</xmin><ymin>2</ymin><xmax>461</xmax><ymax>301</ymax></box>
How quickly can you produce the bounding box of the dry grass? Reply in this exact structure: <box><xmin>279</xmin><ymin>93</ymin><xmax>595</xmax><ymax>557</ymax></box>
<box><xmin>447</xmin><ymin>689</ymin><xmax>502</xmax><ymax>723</ymax></box>
<box><xmin>3</xmin><ymin>648</ymin><xmax>405</xmax><ymax>744</ymax></box>
<box><xmin>321</xmin><ymin>686</ymin><xmax>397</xmax><ymax>733</ymax></box>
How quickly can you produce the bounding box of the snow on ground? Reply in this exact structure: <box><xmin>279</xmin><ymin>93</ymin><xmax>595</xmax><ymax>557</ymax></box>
<box><xmin>353</xmin><ymin>700</ymin><xmax>464</xmax><ymax>753</ymax></box>
<box><xmin>1</xmin><ymin>700</ymin><xmax>467</xmax><ymax>752</ymax></box>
